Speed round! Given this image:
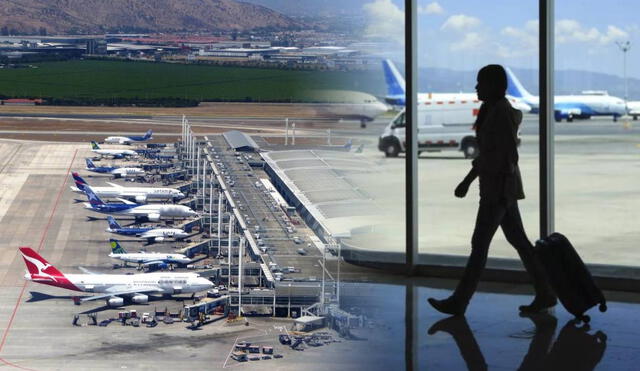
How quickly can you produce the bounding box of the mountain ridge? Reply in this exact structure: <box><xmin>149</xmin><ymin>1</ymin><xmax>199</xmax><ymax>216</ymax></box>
<box><xmin>0</xmin><ymin>0</ymin><xmax>299</xmax><ymax>34</ymax></box>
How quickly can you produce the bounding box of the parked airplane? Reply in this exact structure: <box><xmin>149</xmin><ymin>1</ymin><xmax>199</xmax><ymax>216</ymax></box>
<box><xmin>90</xmin><ymin>141</ymin><xmax>138</xmax><ymax>159</ymax></box>
<box><xmin>105</xmin><ymin>129</ymin><xmax>153</xmax><ymax>145</ymax></box>
<box><xmin>83</xmin><ymin>186</ymin><xmax>198</xmax><ymax>222</ymax></box>
<box><xmin>304</xmin><ymin>90</ymin><xmax>389</xmax><ymax>128</ymax></box>
<box><xmin>381</xmin><ymin>60</ymin><xmax>531</xmax><ymax>125</ymax></box>
<box><xmin>72</xmin><ymin>171</ymin><xmax>183</xmax><ymax>202</ymax></box>
<box><xmin>625</xmin><ymin>101</ymin><xmax>640</xmax><ymax>120</ymax></box>
<box><xmin>84</xmin><ymin>159</ymin><xmax>145</xmax><ymax>178</ymax></box>
<box><xmin>505</xmin><ymin>67</ymin><xmax>627</xmax><ymax>122</ymax></box>
<box><xmin>108</xmin><ymin>239</ymin><xmax>191</xmax><ymax>269</ymax></box>
<box><xmin>105</xmin><ymin>216</ymin><xmax>189</xmax><ymax>242</ymax></box>
<box><xmin>19</xmin><ymin>247</ymin><xmax>211</xmax><ymax>307</ymax></box>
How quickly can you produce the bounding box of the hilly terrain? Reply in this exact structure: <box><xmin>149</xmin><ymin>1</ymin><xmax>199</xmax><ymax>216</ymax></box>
<box><xmin>0</xmin><ymin>0</ymin><xmax>299</xmax><ymax>34</ymax></box>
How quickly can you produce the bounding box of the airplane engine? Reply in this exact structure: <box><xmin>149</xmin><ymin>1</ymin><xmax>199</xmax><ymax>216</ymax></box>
<box><xmin>131</xmin><ymin>294</ymin><xmax>148</xmax><ymax>304</ymax></box>
<box><xmin>148</xmin><ymin>213</ymin><xmax>161</xmax><ymax>222</ymax></box>
<box><xmin>135</xmin><ymin>195</ymin><xmax>147</xmax><ymax>204</ymax></box>
<box><xmin>107</xmin><ymin>297</ymin><xmax>124</xmax><ymax>307</ymax></box>
<box><xmin>154</xmin><ymin>237</ymin><xmax>165</xmax><ymax>242</ymax></box>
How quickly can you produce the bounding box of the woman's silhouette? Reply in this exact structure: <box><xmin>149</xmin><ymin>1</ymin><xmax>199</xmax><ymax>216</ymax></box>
<box><xmin>428</xmin><ymin>64</ymin><xmax>556</xmax><ymax>315</ymax></box>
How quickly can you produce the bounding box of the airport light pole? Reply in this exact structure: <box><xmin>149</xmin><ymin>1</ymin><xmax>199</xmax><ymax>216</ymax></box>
<box><xmin>285</xmin><ymin>118</ymin><xmax>289</xmax><ymax>146</ymax></box>
<box><xmin>196</xmin><ymin>150</ymin><xmax>201</xmax><ymax>198</ymax></box>
<box><xmin>291</xmin><ymin>123</ymin><xmax>296</xmax><ymax>146</ymax></box>
<box><xmin>218</xmin><ymin>192</ymin><xmax>223</xmax><ymax>254</ymax></box>
<box><xmin>321</xmin><ymin>243</ymin><xmax>326</xmax><ymax>314</ymax></box>
<box><xmin>228</xmin><ymin>213</ymin><xmax>234</xmax><ymax>290</ymax></box>
<box><xmin>616</xmin><ymin>41</ymin><xmax>631</xmax><ymax>108</ymax></box>
<box><xmin>202</xmin><ymin>159</ymin><xmax>206</xmax><ymax>209</ymax></box>
<box><xmin>238</xmin><ymin>236</ymin><xmax>244</xmax><ymax>316</ymax></box>
<box><xmin>209</xmin><ymin>171</ymin><xmax>213</xmax><ymax>237</ymax></box>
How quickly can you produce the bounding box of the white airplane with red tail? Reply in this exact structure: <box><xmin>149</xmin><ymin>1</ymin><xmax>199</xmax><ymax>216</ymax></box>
<box><xmin>19</xmin><ymin>247</ymin><xmax>212</xmax><ymax>307</ymax></box>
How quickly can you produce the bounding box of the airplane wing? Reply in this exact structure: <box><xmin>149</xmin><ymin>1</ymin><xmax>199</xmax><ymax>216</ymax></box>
<box><xmin>116</xmin><ymin>198</ymin><xmax>137</xmax><ymax>205</ymax></box>
<box><xmin>106</xmin><ymin>182</ymin><xmax>124</xmax><ymax>188</ymax></box>
<box><xmin>79</xmin><ymin>286</ymin><xmax>163</xmax><ymax>302</ymax></box>
<box><xmin>78</xmin><ymin>267</ymin><xmax>101</xmax><ymax>275</ymax></box>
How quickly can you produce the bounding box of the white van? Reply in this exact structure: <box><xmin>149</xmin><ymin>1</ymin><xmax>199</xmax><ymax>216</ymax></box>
<box><xmin>378</xmin><ymin>108</ymin><xmax>479</xmax><ymax>159</ymax></box>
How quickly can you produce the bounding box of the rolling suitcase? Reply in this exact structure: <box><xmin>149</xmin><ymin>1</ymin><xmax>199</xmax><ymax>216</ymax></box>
<box><xmin>534</xmin><ymin>232</ymin><xmax>607</xmax><ymax>323</ymax></box>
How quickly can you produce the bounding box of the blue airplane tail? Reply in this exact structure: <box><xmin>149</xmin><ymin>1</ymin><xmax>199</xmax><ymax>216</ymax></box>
<box><xmin>71</xmin><ymin>172</ymin><xmax>88</xmax><ymax>192</ymax></box>
<box><xmin>107</xmin><ymin>216</ymin><xmax>121</xmax><ymax>230</ymax></box>
<box><xmin>144</xmin><ymin>129</ymin><xmax>152</xmax><ymax>140</ymax></box>
<box><xmin>84</xmin><ymin>185</ymin><xmax>104</xmax><ymax>206</ymax></box>
<box><xmin>109</xmin><ymin>239</ymin><xmax>126</xmax><ymax>254</ymax></box>
<box><xmin>85</xmin><ymin>158</ymin><xmax>96</xmax><ymax>169</ymax></box>
<box><xmin>343</xmin><ymin>139</ymin><xmax>353</xmax><ymax>150</ymax></box>
<box><xmin>505</xmin><ymin>67</ymin><xmax>534</xmax><ymax>100</ymax></box>
<box><xmin>73</xmin><ymin>171</ymin><xmax>89</xmax><ymax>185</ymax></box>
<box><xmin>382</xmin><ymin>59</ymin><xmax>406</xmax><ymax>97</ymax></box>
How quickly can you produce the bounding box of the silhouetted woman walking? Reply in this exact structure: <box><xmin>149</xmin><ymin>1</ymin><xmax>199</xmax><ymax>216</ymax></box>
<box><xmin>428</xmin><ymin>65</ymin><xmax>556</xmax><ymax>316</ymax></box>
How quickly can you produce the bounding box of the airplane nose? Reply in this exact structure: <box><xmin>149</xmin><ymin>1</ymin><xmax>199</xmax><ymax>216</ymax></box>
<box><xmin>202</xmin><ymin>279</ymin><xmax>214</xmax><ymax>289</ymax></box>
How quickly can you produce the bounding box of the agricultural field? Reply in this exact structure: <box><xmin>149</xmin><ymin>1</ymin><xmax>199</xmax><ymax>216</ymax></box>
<box><xmin>0</xmin><ymin>59</ymin><xmax>385</xmax><ymax>102</ymax></box>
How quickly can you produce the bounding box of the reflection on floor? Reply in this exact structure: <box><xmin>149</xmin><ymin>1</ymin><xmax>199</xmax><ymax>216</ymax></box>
<box><xmin>340</xmin><ymin>280</ymin><xmax>640</xmax><ymax>371</ymax></box>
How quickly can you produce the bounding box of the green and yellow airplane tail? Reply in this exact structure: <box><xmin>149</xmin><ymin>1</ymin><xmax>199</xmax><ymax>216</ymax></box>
<box><xmin>109</xmin><ymin>239</ymin><xmax>126</xmax><ymax>254</ymax></box>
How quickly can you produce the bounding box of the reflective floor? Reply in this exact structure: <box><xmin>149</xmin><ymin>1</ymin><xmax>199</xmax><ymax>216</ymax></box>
<box><xmin>339</xmin><ymin>279</ymin><xmax>640</xmax><ymax>371</ymax></box>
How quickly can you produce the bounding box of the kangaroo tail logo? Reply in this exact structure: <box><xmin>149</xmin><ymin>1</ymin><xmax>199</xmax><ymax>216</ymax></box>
<box><xmin>20</xmin><ymin>247</ymin><xmax>63</xmax><ymax>282</ymax></box>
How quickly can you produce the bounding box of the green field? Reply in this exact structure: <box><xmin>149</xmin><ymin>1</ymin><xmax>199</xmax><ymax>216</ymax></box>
<box><xmin>0</xmin><ymin>60</ymin><xmax>386</xmax><ymax>102</ymax></box>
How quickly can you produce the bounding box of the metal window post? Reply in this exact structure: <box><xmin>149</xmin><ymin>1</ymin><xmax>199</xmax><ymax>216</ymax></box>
<box><xmin>540</xmin><ymin>0</ymin><xmax>555</xmax><ymax>238</ymax></box>
<box><xmin>405</xmin><ymin>0</ymin><xmax>418</xmax><ymax>272</ymax></box>
<box><xmin>404</xmin><ymin>2</ymin><xmax>419</xmax><ymax>371</ymax></box>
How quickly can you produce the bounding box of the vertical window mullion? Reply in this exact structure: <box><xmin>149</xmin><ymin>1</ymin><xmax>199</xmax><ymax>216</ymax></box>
<box><xmin>405</xmin><ymin>0</ymin><xmax>418</xmax><ymax>272</ymax></box>
<box><xmin>540</xmin><ymin>0</ymin><xmax>555</xmax><ymax>238</ymax></box>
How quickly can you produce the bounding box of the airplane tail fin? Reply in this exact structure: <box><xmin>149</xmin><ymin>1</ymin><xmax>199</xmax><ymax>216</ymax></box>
<box><xmin>85</xmin><ymin>158</ymin><xmax>96</xmax><ymax>169</ymax></box>
<box><xmin>144</xmin><ymin>129</ymin><xmax>153</xmax><ymax>140</ymax></box>
<box><xmin>71</xmin><ymin>171</ymin><xmax>89</xmax><ymax>192</ymax></box>
<box><xmin>343</xmin><ymin>139</ymin><xmax>353</xmax><ymax>151</ymax></box>
<box><xmin>84</xmin><ymin>185</ymin><xmax>104</xmax><ymax>206</ymax></box>
<box><xmin>107</xmin><ymin>216</ymin><xmax>121</xmax><ymax>230</ymax></box>
<box><xmin>109</xmin><ymin>239</ymin><xmax>126</xmax><ymax>254</ymax></box>
<box><xmin>19</xmin><ymin>247</ymin><xmax>65</xmax><ymax>278</ymax></box>
<box><xmin>505</xmin><ymin>67</ymin><xmax>534</xmax><ymax>100</ymax></box>
<box><xmin>382</xmin><ymin>59</ymin><xmax>406</xmax><ymax>97</ymax></box>
<box><xmin>90</xmin><ymin>141</ymin><xmax>100</xmax><ymax>150</ymax></box>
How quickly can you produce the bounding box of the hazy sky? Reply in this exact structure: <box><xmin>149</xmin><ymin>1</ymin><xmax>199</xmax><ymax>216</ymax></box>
<box><xmin>358</xmin><ymin>0</ymin><xmax>640</xmax><ymax>78</ymax></box>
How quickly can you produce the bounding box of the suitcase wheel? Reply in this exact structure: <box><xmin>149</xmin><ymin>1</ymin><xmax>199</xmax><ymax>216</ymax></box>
<box><xmin>581</xmin><ymin>315</ymin><xmax>591</xmax><ymax>324</ymax></box>
<box><xmin>599</xmin><ymin>303</ymin><xmax>607</xmax><ymax>312</ymax></box>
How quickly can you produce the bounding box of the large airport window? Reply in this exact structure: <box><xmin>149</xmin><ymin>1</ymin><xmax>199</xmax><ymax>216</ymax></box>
<box><xmin>416</xmin><ymin>1</ymin><xmax>540</xmax><ymax>265</ymax></box>
<box><xmin>554</xmin><ymin>0</ymin><xmax>640</xmax><ymax>267</ymax></box>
